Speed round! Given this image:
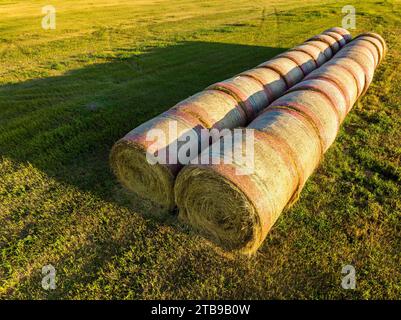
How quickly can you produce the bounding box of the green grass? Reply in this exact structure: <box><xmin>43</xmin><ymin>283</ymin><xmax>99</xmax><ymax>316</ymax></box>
<box><xmin>0</xmin><ymin>0</ymin><xmax>400</xmax><ymax>299</ymax></box>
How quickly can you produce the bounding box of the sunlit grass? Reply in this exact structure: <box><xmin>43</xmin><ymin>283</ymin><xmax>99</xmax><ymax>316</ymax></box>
<box><xmin>0</xmin><ymin>0</ymin><xmax>400</xmax><ymax>299</ymax></box>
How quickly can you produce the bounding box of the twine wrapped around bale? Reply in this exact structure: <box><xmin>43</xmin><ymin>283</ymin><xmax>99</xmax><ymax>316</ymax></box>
<box><xmin>206</xmin><ymin>75</ymin><xmax>270</xmax><ymax>120</ymax></box>
<box><xmin>277</xmin><ymin>50</ymin><xmax>318</xmax><ymax>76</ymax></box>
<box><xmin>303</xmin><ymin>40</ymin><xmax>333</xmax><ymax>61</ymax></box>
<box><xmin>175</xmin><ymin>32</ymin><xmax>386</xmax><ymax>253</ymax></box>
<box><xmin>239</xmin><ymin>67</ymin><xmax>287</xmax><ymax>100</ymax></box>
<box><xmin>110</xmin><ymin>27</ymin><xmax>351</xmax><ymax>210</ymax></box>
<box><xmin>326</xmin><ymin>27</ymin><xmax>352</xmax><ymax>42</ymax></box>
<box><xmin>308</xmin><ymin>33</ymin><xmax>340</xmax><ymax>52</ymax></box>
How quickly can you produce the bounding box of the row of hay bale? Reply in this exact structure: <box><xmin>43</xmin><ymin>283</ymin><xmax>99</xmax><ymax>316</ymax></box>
<box><xmin>110</xmin><ymin>27</ymin><xmax>352</xmax><ymax>210</ymax></box>
<box><xmin>174</xmin><ymin>32</ymin><xmax>387</xmax><ymax>254</ymax></box>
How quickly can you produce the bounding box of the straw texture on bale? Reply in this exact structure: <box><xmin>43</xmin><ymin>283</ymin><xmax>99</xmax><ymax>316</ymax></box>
<box><xmin>307</xmin><ymin>34</ymin><xmax>340</xmax><ymax>52</ymax></box>
<box><xmin>304</xmin><ymin>40</ymin><xmax>333</xmax><ymax>60</ymax></box>
<box><xmin>268</xmin><ymin>90</ymin><xmax>340</xmax><ymax>152</ymax></box>
<box><xmin>257</xmin><ymin>57</ymin><xmax>304</xmax><ymax>88</ymax></box>
<box><xmin>171</xmin><ymin>90</ymin><xmax>247</xmax><ymax>130</ymax></box>
<box><xmin>175</xmin><ymin>32</ymin><xmax>386</xmax><ymax>253</ymax></box>
<box><xmin>292</xmin><ymin>43</ymin><xmax>328</xmax><ymax>67</ymax></box>
<box><xmin>325</xmin><ymin>27</ymin><xmax>352</xmax><ymax>42</ymax></box>
<box><xmin>110</xmin><ymin>27</ymin><xmax>352</xmax><ymax>210</ymax></box>
<box><xmin>277</xmin><ymin>50</ymin><xmax>317</xmax><ymax>76</ymax></box>
<box><xmin>239</xmin><ymin>67</ymin><xmax>287</xmax><ymax>100</ymax></box>
<box><xmin>206</xmin><ymin>75</ymin><xmax>270</xmax><ymax>120</ymax></box>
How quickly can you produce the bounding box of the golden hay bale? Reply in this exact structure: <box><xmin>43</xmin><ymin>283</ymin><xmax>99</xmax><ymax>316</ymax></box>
<box><xmin>175</xmin><ymin>108</ymin><xmax>322</xmax><ymax>253</ymax></box>
<box><xmin>335</xmin><ymin>43</ymin><xmax>376</xmax><ymax>68</ymax></box>
<box><xmin>292</xmin><ymin>43</ymin><xmax>328</xmax><ymax>67</ymax></box>
<box><xmin>324</xmin><ymin>27</ymin><xmax>352</xmax><ymax>42</ymax></box>
<box><xmin>298</xmin><ymin>27</ymin><xmax>350</xmax><ymax>66</ymax></box>
<box><xmin>305</xmin><ymin>63</ymin><xmax>358</xmax><ymax>113</ymax></box>
<box><xmin>239</xmin><ymin>67</ymin><xmax>287</xmax><ymax>100</ymax></box>
<box><xmin>334</xmin><ymin>45</ymin><xmax>376</xmax><ymax>95</ymax></box>
<box><xmin>332</xmin><ymin>56</ymin><xmax>371</xmax><ymax>98</ymax></box>
<box><xmin>258</xmin><ymin>57</ymin><xmax>304</xmax><ymax>88</ymax></box>
<box><xmin>304</xmin><ymin>40</ymin><xmax>333</xmax><ymax>60</ymax></box>
<box><xmin>307</xmin><ymin>34</ymin><xmax>340</xmax><ymax>53</ymax></box>
<box><xmin>357</xmin><ymin>32</ymin><xmax>387</xmax><ymax>58</ymax></box>
<box><xmin>323</xmin><ymin>31</ymin><xmax>347</xmax><ymax>47</ymax></box>
<box><xmin>207</xmin><ymin>75</ymin><xmax>270</xmax><ymax>120</ymax></box>
<box><xmin>288</xmin><ymin>78</ymin><xmax>348</xmax><ymax>123</ymax></box>
<box><xmin>278</xmin><ymin>50</ymin><xmax>317</xmax><ymax>75</ymax></box>
<box><xmin>171</xmin><ymin>89</ymin><xmax>247</xmax><ymax>130</ymax></box>
<box><xmin>269</xmin><ymin>90</ymin><xmax>340</xmax><ymax>152</ymax></box>
<box><xmin>348</xmin><ymin>39</ymin><xmax>380</xmax><ymax>67</ymax></box>
<box><xmin>111</xmin><ymin>89</ymin><xmax>251</xmax><ymax>210</ymax></box>
<box><xmin>175</xmin><ymin>32</ymin><xmax>386</xmax><ymax>253</ymax></box>
<box><xmin>250</xmin><ymin>108</ymin><xmax>322</xmax><ymax>196</ymax></box>
<box><xmin>111</xmin><ymin>27</ymin><xmax>353</xmax><ymax>210</ymax></box>
<box><xmin>175</xmin><ymin>129</ymin><xmax>298</xmax><ymax>253</ymax></box>
<box><xmin>329</xmin><ymin>57</ymin><xmax>366</xmax><ymax>98</ymax></box>
<box><xmin>357</xmin><ymin>36</ymin><xmax>385</xmax><ymax>63</ymax></box>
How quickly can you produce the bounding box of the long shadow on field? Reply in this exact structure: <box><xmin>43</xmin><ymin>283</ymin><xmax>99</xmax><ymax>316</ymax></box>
<box><xmin>0</xmin><ymin>39</ymin><xmax>293</xmax><ymax>228</ymax></box>
<box><xmin>1</xmin><ymin>41</ymin><xmax>292</xmax><ymax>298</ymax></box>
<box><xmin>0</xmin><ymin>41</ymin><xmax>287</xmax><ymax>211</ymax></box>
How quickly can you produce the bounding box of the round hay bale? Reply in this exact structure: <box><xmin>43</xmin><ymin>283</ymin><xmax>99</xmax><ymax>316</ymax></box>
<box><xmin>323</xmin><ymin>31</ymin><xmax>347</xmax><ymax>47</ymax></box>
<box><xmin>305</xmin><ymin>63</ymin><xmax>358</xmax><ymax>113</ymax></box>
<box><xmin>336</xmin><ymin>44</ymin><xmax>376</xmax><ymax>68</ymax></box>
<box><xmin>258</xmin><ymin>57</ymin><xmax>304</xmax><ymax>88</ymax></box>
<box><xmin>207</xmin><ymin>75</ymin><xmax>269</xmax><ymax>121</ymax></box>
<box><xmin>175</xmin><ymin>107</ymin><xmax>323</xmax><ymax>253</ymax></box>
<box><xmin>324</xmin><ymin>27</ymin><xmax>352</xmax><ymax>42</ymax></box>
<box><xmin>110</xmin><ymin>109</ymin><xmax>207</xmax><ymax>210</ymax></box>
<box><xmin>239</xmin><ymin>67</ymin><xmax>286</xmax><ymax>101</ymax></box>
<box><xmin>350</xmin><ymin>38</ymin><xmax>380</xmax><ymax>67</ymax></box>
<box><xmin>356</xmin><ymin>36</ymin><xmax>384</xmax><ymax>63</ymax></box>
<box><xmin>304</xmin><ymin>40</ymin><xmax>333</xmax><ymax>60</ymax></box>
<box><xmin>175</xmin><ymin>132</ymin><xmax>297</xmax><ymax>253</ymax></box>
<box><xmin>307</xmin><ymin>34</ymin><xmax>340</xmax><ymax>53</ymax></box>
<box><xmin>326</xmin><ymin>57</ymin><xmax>366</xmax><ymax>99</ymax></box>
<box><xmin>288</xmin><ymin>78</ymin><xmax>348</xmax><ymax>122</ymax></box>
<box><xmin>250</xmin><ymin>108</ymin><xmax>322</xmax><ymax>196</ymax></box>
<box><xmin>171</xmin><ymin>89</ymin><xmax>247</xmax><ymax>130</ymax></box>
<box><xmin>111</xmin><ymin>29</ymin><xmax>384</xmax><ymax>214</ymax></box>
<box><xmin>278</xmin><ymin>50</ymin><xmax>317</xmax><ymax>75</ymax></box>
<box><xmin>357</xmin><ymin>32</ymin><xmax>387</xmax><ymax>57</ymax></box>
<box><xmin>173</xmin><ymin>31</ymin><xmax>387</xmax><ymax>254</ymax></box>
<box><xmin>335</xmin><ymin>46</ymin><xmax>375</xmax><ymax>95</ymax></box>
<box><xmin>268</xmin><ymin>90</ymin><xmax>340</xmax><ymax>151</ymax></box>
<box><xmin>292</xmin><ymin>43</ymin><xmax>327</xmax><ymax>67</ymax></box>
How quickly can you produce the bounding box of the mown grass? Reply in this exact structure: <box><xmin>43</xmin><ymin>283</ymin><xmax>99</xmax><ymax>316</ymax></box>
<box><xmin>0</xmin><ymin>0</ymin><xmax>400</xmax><ymax>299</ymax></box>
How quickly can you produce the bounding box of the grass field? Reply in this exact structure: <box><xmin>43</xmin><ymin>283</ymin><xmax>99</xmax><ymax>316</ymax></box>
<box><xmin>0</xmin><ymin>0</ymin><xmax>400</xmax><ymax>299</ymax></box>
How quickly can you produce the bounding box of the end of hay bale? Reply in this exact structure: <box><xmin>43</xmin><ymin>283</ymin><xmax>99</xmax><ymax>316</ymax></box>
<box><xmin>110</xmin><ymin>139</ymin><xmax>177</xmax><ymax>210</ymax></box>
<box><xmin>175</xmin><ymin>164</ymin><xmax>264</xmax><ymax>254</ymax></box>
